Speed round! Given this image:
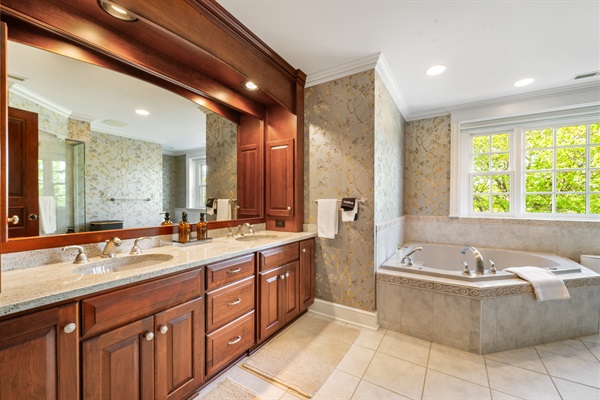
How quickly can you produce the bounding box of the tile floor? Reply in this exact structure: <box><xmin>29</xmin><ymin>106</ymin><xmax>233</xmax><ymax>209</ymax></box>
<box><xmin>194</xmin><ymin>313</ymin><xmax>600</xmax><ymax>400</ymax></box>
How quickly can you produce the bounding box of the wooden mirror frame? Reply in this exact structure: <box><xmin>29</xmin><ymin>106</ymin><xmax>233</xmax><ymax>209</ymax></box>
<box><xmin>0</xmin><ymin>0</ymin><xmax>306</xmax><ymax>253</ymax></box>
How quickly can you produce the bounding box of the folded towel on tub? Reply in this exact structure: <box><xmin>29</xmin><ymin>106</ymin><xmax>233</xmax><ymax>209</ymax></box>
<box><xmin>505</xmin><ymin>266</ymin><xmax>570</xmax><ymax>302</ymax></box>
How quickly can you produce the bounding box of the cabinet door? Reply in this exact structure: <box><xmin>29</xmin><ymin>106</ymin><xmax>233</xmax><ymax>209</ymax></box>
<box><xmin>0</xmin><ymin>303</ymin><xmax>78</xmax><ymax>400</ymax></box>
<box><xmin>259</xmin><ymin>266</ymin><xmax>283</xmax><ymax>341</ymax></box>
<box><xmin>282</xmin><ymin>261</ymin><xmax>300</xmax><ymax>323</ymax></box>
<box><xmin>299</xmin><ymin>239</ymin><xmax>316</xmax><ymax>311</ymax></box>
<box><xmin>82</xmin><ymin>317</ymin><xmax>154</xmax><ymax>400</ymax></box>
<box><xmin>265</xmin><ymin>138</ymin><xmax>294</xmax><ymax>217</ymax></box>
<box><xmin>155</xmin><ymin>298</ymin><xmax>204</xmax><ymax>400</ymax></box>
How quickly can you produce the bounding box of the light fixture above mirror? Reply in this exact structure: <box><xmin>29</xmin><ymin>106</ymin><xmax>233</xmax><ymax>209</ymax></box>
<box><xmin>98</xmin><ymin>0</ymin><xmax>138</xmax><ymax>22</ymax></box>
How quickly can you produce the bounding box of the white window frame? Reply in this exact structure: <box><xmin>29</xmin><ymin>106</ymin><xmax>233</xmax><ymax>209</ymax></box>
<box><xmin>186</xmin><ymin>153</ymin><xmax>206</xmax><ymax>209</ymax></box>
<box><xmin>452</xmin><ymin>105</ymin><xmax>600</xmax><ymax>221</ymax></box>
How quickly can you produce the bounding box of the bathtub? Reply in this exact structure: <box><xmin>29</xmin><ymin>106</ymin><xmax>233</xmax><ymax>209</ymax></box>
<box><xmin>376</xmin><ymin>242</ymin><xmax>600</xmax><ymax>354</ymax></box>
<box><xmin>380</xmin><ymin>243</ymin><xmax>583</xmax><ymax>282</ymax></box>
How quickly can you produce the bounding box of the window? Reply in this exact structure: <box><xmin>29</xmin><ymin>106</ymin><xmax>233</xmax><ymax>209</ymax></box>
<box><xmin>457</xmin><ymin>108</ymin><xmax>600</xmax><ymax>220</ymax></box>
<box><xmin>188</xmin><ymin>156</ymin><xmax>207</xmax><ymax>208</ymax></box>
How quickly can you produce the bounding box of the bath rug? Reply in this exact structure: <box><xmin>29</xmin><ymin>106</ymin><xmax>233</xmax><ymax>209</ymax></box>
<box><xmin>243</xmin><ymin>314</ymin><xmax>359</xmax><ymax>398</ymax></box>
<box><xmin>200</xmin><ymin>378</ymin><xmax>259</xmax><ymax>400</ymax></box>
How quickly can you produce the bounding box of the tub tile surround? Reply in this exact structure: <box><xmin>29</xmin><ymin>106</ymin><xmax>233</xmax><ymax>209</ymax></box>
<box><xmin>0</xmin><ymin>228</ymin><xmax>313</xmax><ymax>316</ymax></box>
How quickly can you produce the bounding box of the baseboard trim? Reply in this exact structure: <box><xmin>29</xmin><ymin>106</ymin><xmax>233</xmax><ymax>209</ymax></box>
<box><xmin>308</xmin><ymin>299</ymin><xmax>379</xmax><ymax>330</ymax></box>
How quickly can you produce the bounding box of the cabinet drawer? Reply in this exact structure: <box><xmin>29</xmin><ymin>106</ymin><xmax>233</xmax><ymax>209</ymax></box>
<box><xmin>259</xmin><ymin>243</ymin><xmax>299</xmax><ymax>272</ymax></box>
<box><xmin>206</xmin><ymin>277</ymin><xmax>255</xmax><ymax>333</ymax></box>
<box><xmin>206</xmin><ymin>254</ymin><xmax>255</xmax><ymax>291</ymax></box>
<box><xmin>81</xmin><ymin>269</ymin><xmax>202</xmax><ymax>338</ymax></box>
<box><xmin>206</xmin><ymin>311</ymin><xmax>255</xmax><ymax>376</ymax></box>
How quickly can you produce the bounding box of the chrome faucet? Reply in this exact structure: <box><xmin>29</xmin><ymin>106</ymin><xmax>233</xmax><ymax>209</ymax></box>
<box><xmin>130</xmin><ymin>237</ymin><xmax>151</xmax><ymax>254</ymax></box>
<box><xmin>235</xmin><ymin>223</ymin><xmax>255</xmax><ymax>237</ymax></box>
<box><xmin>63</xmin><ymin>245</ymin><xmax>88</xmax><ymax>264</ymax></box>
<box><xmin>461</xmin><ymin>246</ymin><xmax>485</xmax><ymax>274</ymax></box>
<box><xmin>101</xmin><ymin>237</ymin><xmax>121</xmax><ymax>258</ymax></box>
<box><xmin>401</xmin><ymin>246</ymin><xmax>423</xmax><ymax>266</ymax></box>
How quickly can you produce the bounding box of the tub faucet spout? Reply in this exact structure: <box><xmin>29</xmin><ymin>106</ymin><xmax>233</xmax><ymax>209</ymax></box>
<box><xmin>401</xmin><ymin>246</ymin><xmax>423</xmax><ymax>264</ymax></box>
<box><xmin>461</xmin><ymin>246</ymin><xmax>485</xmax><ymax>274</ymax></box>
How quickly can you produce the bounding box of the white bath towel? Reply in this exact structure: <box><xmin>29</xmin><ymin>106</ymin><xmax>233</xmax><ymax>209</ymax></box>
<box><xmin>505</xmin><ymin>266</ymin><xmax>570</xmax><ymax>302</ymax></box>
<box><xmin>317</xmin><ymin>199</ymin><xmax>338</xmax><ymax>239</ymax></box>
<box><xmin>341</xmin><ymin>202</ymin><xmax>358</xmax><ymax>222</ymax></box>
<box><xmin>39</xmin><ymin>196</ymin><xmax>57</xmax><ymax>235</ymax></box>
<box><xmin>216</xmin><ymin>199</ymin><xmax>231</xmax><ymax>221</ymax></box>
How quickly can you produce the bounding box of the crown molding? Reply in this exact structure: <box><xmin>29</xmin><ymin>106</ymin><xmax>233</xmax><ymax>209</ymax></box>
<box><xmin>373</xmin><ymin>54</ymin><xmax>409</xmax><ymax>118</ymax></box>
<box><xmin>9</xmin><ymin>84</ymin><xmax>72</xmax><ymax>118</ymax></box>
<box><xmin>90</xmin><ymin>126</ymin><xmax>165</xmax><ymax>145</ymax></box>
<box><xmin>69</xmin><ymin>112</ymin><xmax>96</xmax><ymax>122</ymax></box>
<box><xmin>305</xmin><ymin>53</ymin><xmax>381</xmax><ymax>88</ymax></box>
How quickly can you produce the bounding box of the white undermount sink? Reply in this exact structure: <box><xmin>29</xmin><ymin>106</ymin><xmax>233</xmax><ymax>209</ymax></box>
<box><xmin>234</xmin><ymin>234</ymin><xmax>280</xmax><ymax>242</ymax></box>
<box><xmin>72</xmin><ymin>253</ymin><xmax>174</xmax><ymax>275</ymax></box>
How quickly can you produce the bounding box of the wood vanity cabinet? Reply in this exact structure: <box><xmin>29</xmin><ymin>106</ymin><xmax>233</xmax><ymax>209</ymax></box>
<box><xmin>205</xmin><ymin>255</ymin><xmax>256</xmax><ymax>377</ymax></box>
<box><xmin>299</xmin><ymin>238</ymin><xmax>316</xmax><ymax>311</ymax></box>
<box><xmin>81</xmin><ymin>269</ymin><xmax>204</xmax><ymax>400</ymax></box>
<box><xmin>265</xmin><ymin>138</ymin><xmax>295</xmax><ymax>217</ymax></box>
<box><xmin>0</xmin><ymin>303</ymin><xmax>79</xmax><ymax>399</ymax></box>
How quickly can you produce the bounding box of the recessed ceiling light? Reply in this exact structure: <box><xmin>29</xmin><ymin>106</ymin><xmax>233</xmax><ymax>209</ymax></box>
<box><xmin>135</xmin><ymin>109</ymin><xmax>150</xmax><ymax>116</ymax></box>
<box><xmin>425</xmin><ymin>65</ymin><xmax>446</xmax><ymax>76</ymax></box>
<box><xmin>243</xmin><ymin>81</ymin><xmax>258</xmax><ymax>91</ymax></box>
<box><xmin>97</xmin><ymin>0</ymin><xmax>138</xmax><ymax>22</ymax></box>
<box><xmin>514</xmin><ymin>78</ymin><xmax>534</xmax><ymax>87</ymax></box>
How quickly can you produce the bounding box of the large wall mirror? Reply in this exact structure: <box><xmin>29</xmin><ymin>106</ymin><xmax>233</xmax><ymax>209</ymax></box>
<box><xmin>4</xmin><ymin>39</ymin><xmax>264</xmax><ymax>242</ymax></box>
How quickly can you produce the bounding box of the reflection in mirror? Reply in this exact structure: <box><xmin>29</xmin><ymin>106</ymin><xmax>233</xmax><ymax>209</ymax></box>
<box><xmin>7</xmin><ymin>41</ymin><xmax>250</xmax><ymax>238</ymax></box>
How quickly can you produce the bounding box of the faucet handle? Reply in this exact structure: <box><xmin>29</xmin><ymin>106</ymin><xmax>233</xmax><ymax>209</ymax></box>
<box><xmin>130</xmin><ymin>237</ymin><xmax>151</xmax><ymax>254</ymax></box>
<box><xmin>488</xmin><ymin>259</ymin><xmax>497</xmax><ymax>274</ymax></box>
<box><xmin>462</xmin><ymin>261</ymin><xmax>471</xmax><ymax>276</ymax></box>
<box><xmin>63</xmin><ymin>245</ymin><xmax>88</xmax><ymax>264</ymax></box>
<box><xmin>226</xmin><ymin>227</ymin><xmax>233</xmax><ymax>238</ymax></box>
<box><xmin>106</xmin><ymin>237</ymin><xmax>121</xmax><ymax>246</ymax></box>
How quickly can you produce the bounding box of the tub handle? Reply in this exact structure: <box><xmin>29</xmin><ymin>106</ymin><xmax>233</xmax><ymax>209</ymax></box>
<box><xmin>488</xmin><ymin>260</ymin><xmax>497</xmax><ymax>274</ymax></box>
<box><xmin>462</xmin><ymin>261</ymin><xmax>471</xmax><ymax>276</ymax></box>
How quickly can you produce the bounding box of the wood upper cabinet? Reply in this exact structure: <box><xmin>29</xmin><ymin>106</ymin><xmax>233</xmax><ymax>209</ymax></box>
<box><xmin>265</xmin><ymin>138</ymin><xmax>294</xmax><ymax>217</ymax></box>
<box><xmin>0</xmin><ymin>303</ymin><xmax>79</xmax><ymax>400</ymax></box>
<box><xmin>299</xmin><ymin>239</ymin><xmax>316</xmax><ymax>311</ymax></box>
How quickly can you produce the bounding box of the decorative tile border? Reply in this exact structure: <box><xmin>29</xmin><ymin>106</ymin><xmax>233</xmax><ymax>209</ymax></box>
<box><xmin>375</xmin><ymin>216</ymin><xmax>405</xmax><ymax>232</ymax></box>
<box><xmin>376</xmin><ymin>273</ymin><xmax>600</xmax><ymax>299</ymax></box>
<box><xmin>405</xmin><ymin>215</ymin><xmax>600</xmax><ymax>228</ymax></box>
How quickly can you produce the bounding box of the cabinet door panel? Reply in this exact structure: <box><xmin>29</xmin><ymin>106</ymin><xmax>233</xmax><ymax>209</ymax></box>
<box><xmin>265</xmin><ymin>138</ymin><xmax>294</xmax><ymax>217</ymax></box>
<box><xmin>155</xmin><ymin>298</ymin><xmax>204</xmax><ymax>400</ymax></box>
<box><xmin>259</xmin><ymin>267</ymin><xmax>283</xmax><ymax>341</ymax></box>
<box><xmin>0</xmin><ymin>303</ymin><xmax>78</xmax><ymax>400</ymax></box>
<box><xmin>282</xmin><ymin>261</ymin><xmax>300</xmax><ymax>323</ymax></box>
<box><xmin>82</xmin><ymin>317</ymin><xmax>154</xmax><ymax>400</ymax></box>
<box><xmin>299</xmin><ymin>239</ymin><xmax>315</xmax><ymax>311</ymax></box>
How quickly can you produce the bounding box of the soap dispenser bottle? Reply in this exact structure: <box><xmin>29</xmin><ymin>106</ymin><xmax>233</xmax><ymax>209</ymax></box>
<box><xmin>160</xmin><ymin>212</ymin><xmax>173</xmax><ymax>225</ymax></box>
<box><xmin>178</xmin><ymin>212</ymin><xmax>190</xmax><ymax>243</ymax></box>
<box><xmin>197</xmin><ymin>212</ymin><xmax>208</xmax><ymax>240</ymax></box>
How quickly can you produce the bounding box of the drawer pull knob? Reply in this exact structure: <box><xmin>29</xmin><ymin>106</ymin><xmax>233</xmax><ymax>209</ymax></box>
<box><xmin>287</xmin><ymin>206</ymin><xmax>292</xmax><ymax>211</ymax></box>
<box><xmin>227</xmin><ymin>298</ymin><xmax>242</xmax><ymax>306</ymax></box>
<box><xmin>144</xmin><ymin>332</ymin><xmax>154</xmax><ymax>341</ymax></box>
<box><xmin>285</xmin><ymin>272</ymin><xmax>290</xmax><ymax>278</ymax></box>
<box><xmin>159</xmin><ymin>325</ymin><xmax>169</xmax><ymax>334</ymax></box>
<box><xmin>302</xmin><ymin>248</ymin><xmax>306</xmax><ymax>253</ymax></box>
<box><xmin>63</xmin><ymin>323</ymin><xmax>77</xmax><ymax>334</ymax></box>
<box><xmin>227</xmin><ymin>267</ymin><xmax>242</xmax><ymax>274</ymax></box>
<box><xmin>280</xmin><ymin>274</ymin><xmax>285</xmax><ymax>280</ymax></box>
<box><xmin>228</xmin><ymin>335</ymin><xmax>242</xmax><ymax>345</ymax></box>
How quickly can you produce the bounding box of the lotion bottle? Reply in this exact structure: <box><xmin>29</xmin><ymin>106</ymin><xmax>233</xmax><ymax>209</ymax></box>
<box><xmin>178</xmin><ymin>212</ymin><xmax>190</xmax><ymax>243</ymax></box>
<box><xmin>197</xmin><ymin>212</ymin><xmax>208</xmax><ymax>240</ymax></box>
<box><xmin>160</xmin><ymin>212</ymin><xmax>173</xmax><ymax>225</ymax></box>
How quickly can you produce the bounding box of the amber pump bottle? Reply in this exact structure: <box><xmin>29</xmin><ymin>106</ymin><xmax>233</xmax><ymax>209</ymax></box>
<box><xmin>160</xmin><ymin>212</ymin><xmax>173</xmax><ymax>225</ymax></box>
<box><xmin>178</xmin><ymin>212</ymin><xmax>190</xmax><ymax>243</ymax></box>
<box><xmin>197</xmin><ymin>212</ymin><xmax>208</xmax><ymax>240</ymax></box>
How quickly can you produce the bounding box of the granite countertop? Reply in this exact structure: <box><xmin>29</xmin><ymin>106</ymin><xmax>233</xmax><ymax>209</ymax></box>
<box><xmin>0</xmin><ymin>231</ymin><xmax>316</xmax><ymax>317</ymax></box>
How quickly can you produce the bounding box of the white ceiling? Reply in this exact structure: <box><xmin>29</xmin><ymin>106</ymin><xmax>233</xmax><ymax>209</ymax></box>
<box><xmin>7</xmin><ymin>41</ymin><xmax>206</xmax><ymax>152</ymax></box>
<box><xmin>218</xmin><ymin>0</ymin><xmax>600</xmax><ymax>119</ymax></box>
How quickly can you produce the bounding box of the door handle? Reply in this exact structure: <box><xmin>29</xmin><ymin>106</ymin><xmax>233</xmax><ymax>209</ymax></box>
<box><xmin>7</xmin><ymin>215</ymin><xmax>19</xmax><ymax>225</ymax></box>
<box><xmin>28</xmin><ymin>214</ymin><xmax>38</xmax><ymax>221</ymax></box>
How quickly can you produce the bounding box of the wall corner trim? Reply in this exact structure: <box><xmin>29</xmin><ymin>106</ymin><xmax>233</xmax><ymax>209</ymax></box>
<box><xmin>308</xmin><ymin>299</ymin><xmax>379</xmax><ymax>330</ymax></box>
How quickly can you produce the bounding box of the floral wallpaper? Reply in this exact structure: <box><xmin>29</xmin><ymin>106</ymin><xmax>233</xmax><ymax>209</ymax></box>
<box><xmin>162</xmin><ymin>154</ymin><xmax>187</xmax><ymax>217</ymax></box>
<box><xmin>206</xmin><ymin>113</ymin><xmax>237</xmax><ymax>203</ymax></box>
<box><xmin>304</xmin><ymin>70</ymin><xmax>376</xmax><ymax>312</ymax></box>
<box><xmin>8</xmin><ymin>92</ymin><xmax>69</xmax><ymax>136</ymax></box>
<box><xmin>85</xmin><ymin>131</ymin><xmax>163</xmax><ymax>228</ymax></box>
<box><xmin>404</xmin><ymin>115</ymin><xmax>451</xmax><ymax>216</ymax></box>
<box><xmin>374</xmin><ymin>73</ymin><xmax>405</xmax><ymax>224</ymax></box>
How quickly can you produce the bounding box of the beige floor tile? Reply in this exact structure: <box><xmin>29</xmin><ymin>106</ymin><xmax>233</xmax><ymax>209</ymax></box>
<box><xmin>428</xmin><ymin>344</ymin><xmax>488</xmax><ymax>387</ymax></box>
<box><xmin>579</xmin><ymin>333</ymin><xmax>600</xmax><ymax>344</ymax></box>
<box><xmin>583</xmin><ymin>341</ymin><xmax>600</xmax><ymax>362</ymax></box>
<box><xmin>233</xmin><ymin>370</ymin><xmax>287</xmax><ymax>399</ymax></box>
<box><xmin>351</xmin><ymin>380</ymin><xmax>410</xmax><ymax>399</ymax></box>
<box><xmin>313</xmin><ymin>370</ymin><xmax>360</xmax><ymax>400</ymax></box>
<box><xmin>378</xmin><ymin>330</ymin><xmax>431</xmax><ymax>367</ymax></box>
<box><xmin>553</xmin><ymin>377</ymin><xmax>600</xmax><ymax>400</ymax></box>
<box><xmin>538</xmin><ymin>350</ymin><xmax>600</xmax><ymax>388</ymax></box>
<box><xmin>484</xmin><ymin>346</ymin><xmax>546</xmax><ymax>374</ymax></box>
<box><xmin>281</xmin><ymin>391</ymin><xmax>305</xmax><ymax>400</ymax></box>
<box><xmin>336</xmin><ymin>344</ymin><xmax>376</xmax><ymax>378</ymax></box>
<box><xmin>535</xmin><ymin>339</ymin><xmax>599</xmax><ymax>363</ymax></box>
<box><xmin>362</xmin><ymin>352</ymin><xmax>426</xmax><ymax>399</ymax></box>
<box><xmin>486</xmin><ymin>359</ymin><xmax>561</xmax><ymax>399</ymax></box>
<box><xmin>422</xmin><ymin>369</ymin><xmax>491</xmax><ymax>400</ymax></box>
<box><xmin>354</xmin><ymin>327</ymin><xmax>386</xmax><ymax>350</ymax></box>
<box><xmin>490</xmin><ymin>390</ymin><xmax>523</xmax><ymax>400</ymax></box>
<box><xmin>193</xmin><ymin>366</ymin><xmax>246</xmax><ymax>399</ymax></box>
